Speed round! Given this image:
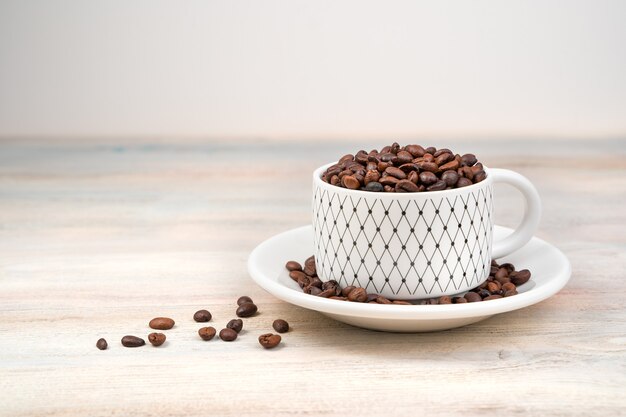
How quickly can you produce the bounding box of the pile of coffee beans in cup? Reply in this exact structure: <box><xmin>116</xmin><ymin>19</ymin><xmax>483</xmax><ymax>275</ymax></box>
<box><xmin>321</xmin><ymin>142</ymin><xmax>486</xmax><ymax>192</ymax></box>
<box><xmin>96</xmin><ymin>297</ymin><xmax>287</xmax><ymax>350</ymax></box>
<box><xmin>286</xmin><ymin>256</ymin><xmax>531</xmax><ymax>304</ymax></box>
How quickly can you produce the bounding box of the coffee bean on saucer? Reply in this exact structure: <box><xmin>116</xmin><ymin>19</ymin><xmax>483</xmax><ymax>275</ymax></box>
<box><xmin>149</xmin><ymin>317</ymin><xmax>175</xmax><ymax>330</ymax></box>
<box><xmin>227</xmin><ymin>319</ymin><xmax>243</xmax><ymax>333</ymax></box>
<box><xmin>464</xmin><ymin>292</ymin><xmax>482</xmax><ymax>303</ymax></box>
<box><xmin>96</xmin><ymin>338</ymin><xmax>108</xmax><ymax>350</ymax></box>
<box><xmin>236</xmin><ymin>303</ymin><xmax>258</xmax><ymax>318</ymax></box>
<box><xmin>219</xmin><ymin>328</ymin><xmax>238</xmax><ymax>341</ymax></box>
<box><xmin>452</xmin><ymin>297</ymin><xmax>467</xmax><ymax>304</ymax></box>
<box><xmin>148</xmin><ymin>332</ymin><xmax>166</xmax><ymax>347</ymax></box>
<box><xmin>272</xmin><ymin>319</ymin><xmax>289</xmax><ymax>333</ymax></box>
<box><xmin>341</xmin><ymin>286</ymin><xmax>356</xmax><ymax>297</ymax></box>
<box><xmin>510</xmin><ymin>269</ymin><xmax>531</xmax><ymax>286</ymax></box>
<box><xmin>198</xmin><ymin>326</ymin><xmax>216</xmax><ymax>341</ymax></box>
<box><xmin>347</xmin><ymin>287</ymin><xmax>368</xmax><ymax>302</ymax></box>
<box><xmin>391</xmin><ymin>300</ymin><xmax>412</xmax><ymax>305</ymax></box>
<box><xmin>438</xmin><ymin>296</ymin><xmax>452</xmax><ymax>304</ymax></box>
<box><xmin>258</xmin><ymin>333</ymin><xmax>282</xmax><ymax>349</ymax></box>
<box><xmin>193</xmin><ymin>310</ymin><xmax>212</xmax><ymax>322</ymax></box>
<box><xmin>285</xmin><ymin>261</ymin><xmax>302</xmax><ymax>272</ymax></box>
<box><xmin>121</xmin><ymin>335</ymin><xmax>145</xmax><ymax>348</ymax></box>
<box><xmin>484</xmin><ymin>295</ymin><xmax>503</xmax><ymax>301</ymax></box>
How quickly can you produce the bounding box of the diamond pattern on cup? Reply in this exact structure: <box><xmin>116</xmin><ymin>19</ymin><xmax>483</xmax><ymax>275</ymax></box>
<box><xmin>313</xmin><ymin>183</ymin><xmax>495</xmax><ymax>297</ymax></box>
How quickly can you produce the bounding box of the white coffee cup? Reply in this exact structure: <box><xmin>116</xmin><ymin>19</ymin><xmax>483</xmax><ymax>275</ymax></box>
<box><xmin>312</xmin><ymin>164</ymin><xmax>541</xmax><ymax>300</ymax></box>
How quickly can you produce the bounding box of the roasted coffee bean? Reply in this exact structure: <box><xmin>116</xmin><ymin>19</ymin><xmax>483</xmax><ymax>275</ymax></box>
<box><xmin>347</xmin><ymin>287</ymin><xmax>368</xmax><ymax>302</ymax></box>
<box><xmin>366</xmin><ymin>293</ymin><xmax>379</xmax><ymax>302</ymax></box>
<box><xmin>149</xmin><ymin>317</ymin><xmax>175</xmax><ymax>330</ymax></box>
<box><xmin>502</xmin><ymin>282</ymin><xmax>516</xmax><ymax>292</ymax></box>
<box><xmin>398</xmin><ymin>163</ymin><xmax>418</xmax><ymax>173</ymax></box>
<box><xmin>439</xmin><ymin>160</ymin><xmax>459</xmax><ymax>171</ymax></box>
<box><xmin>236</xmin><ymin>303</ymin><xmax>258</xmax><ymax>318</ymax></box>
<box><xmin>495</xmin><ymin>267</ymin><xmax>509</xmax><ymax>280</ymax></box>
<box><xmin>461</xmin><ymin>153</ymin><xmax>477</xmax><ymax>166</ymax></box>
<box><xmin>289</xmin><ymin>270</ymin><xmax>307</xmax><ymax>282</ymax></box>
<box><xmin>317</xmin><ymin>289</ymin><xmax>335</xmax><ymax>297</ymax></box>
<box><xmin>385</xmin><ymin>166</ymin><xmax>407</xmax><ymax>180</ymax></box>
<box><xmin>364</xmin><ymin>170</ymin><xmax>381</xmax><ymax>184</ymax></box>
<box><xmin>456</xmin><ymin>177</ymin><xmax>473</xmax><ymax>187</ymax></box>
<box><xmin>380</xmin><ymin>176</ymin><xmax>399</xmax><ymax>186</ymax></box>
<box><xmin>237</xmin><ymin>296</ymin><xmax>253</xmax><ymax>306</ymax></box>
<box><xmin>486</xmin><ymin>281</ymin><xmax>501</xmax><ymax>293</ymax></box>
<box><xmin>121</xmin><ymin>335</ymin><xmax>145</xmax><ymax>347</ymax></box>
<box><xmin>198</xmin><ymin>326</ymin><xmax>217</xmax><ymax>340</ymax></box>
<box><xmin>510</xmin><ymin>269</ymin><xmax>531</xmax><ymax>286</ymax></box>
<box><xmin>396</xmin><ymin>179</ymin><xmax>420</xmax><ymax>192</ymax></box>
<box><xmin>364</xmin><ymin>181</ymin><xmax>384</xmax><ymax>192</ymax></box>
<box><xmin>504</xmin><ymin>290</ymin><xmax>518</xmax><ymax>297</ymax></box>
<box><xmin>442</xmin><ymin>170</ymin><xmax>459</xmax><ymax>186</ymax></box>
<box><xmin>392</xmin><ymin>300</ymin><xmax>412</xmax><ymax>305</ymax></box>
<box><xmin>435</xmin><ymin>152</ymin><xmax>454</xmax><ymax>166</ymax></box>
<box><xmin>341</xmin><ymin>286</ymin><xmax>356</xmax><ymax>297</ymax></box>
<box><xmin>342</xmin><ymin>175</ymin><xmax>361</xmax><ymax>190</ymax></box>
<box><xmin>396</xmin><ymin>150</ymin><xmax>413</xmax><ymax>164</ymax></box>
<box><xmin>474</xmin><ymin>170</ymin><xmax>487</xmax><ymax>182</ymax></box>
<box><xmin>419</xmin><ymin>171</ymin><xmax>438</xmax><ymax>185</ymax></box>
<box><xmin>148</xmin><ymin>332</ymin><xmax>166</xmax><ymax>347</ymax></box>
<box><xmin>418</xmin><ymin>161</ymin><xmax>439</xmax><ymax>173</ymax></box>
<box><xmin>339</xmin><ymin>154</ymin><xmax>354</xmax><ymax>164</ymax></box>
<box><xmin>484</xmin><ymin>294</ymin><xmax>503</xmax><ymax>301</ymax></box>
<box><xmin>322</xmin><ymin>280</ymin><xmax>341</xmax><ymax>296</ymax></box>
<box><xmin>464</xmin><ymin>292</ymin><xmax>482</xmax><ymax>302</ymax></box>
<box><xmin>303</xmin><ymin>261</ymin><xmax>317</xmax><ymax>275</ymax></box>
<box><xmin>405</xmin><ymin>144</ymin><xmax>425</xmax><ymax>157</ymax></box>
<box><xmin>329</xmin><ymin>296</ymin><xmax>347</xmax><ymax>300</ymax></box>
<box><xmin>193</xmin><ymin>310</ymin><xmax>212</xmax><ymax>322</ymax></box>
<box><xmin>452</xmin><ymin>296</ymin><xmax>468</xmax><ymax>304</ymax></box>
<box><xmin>375</xmin><ymin>295</ymin><xmax>393</xmax><ymax>304</ymax></box>
<box><xmin>427</xmin><ymin>180</ymin><xmax>447</xmax><ymax>191</ymax></box>
<box><xmin>478</xmin><ymin>289</ymin><xmax>491</xmax><ymax>299</ymax></box>
<box><xmin>219</xmin><ymin>328</ymin><xmax>238</xmax><ymax>341</ymax></box>
<box><xmin>272</xmin><ymin>319</ymin><xmax>290</xmax><ymax>333</ymax></box>
<box><xmin>96</xmin><ymin>338</ymin><xmax>108</xmax><ymax>350</ymax></box>
<box><xmin>285</xmin><ymin>261</ymin><xmax>302</xmax><ymax>272</ymax></box>
<box><xmin>227</xmin><ymin>319</ymin><xmax>243</xmax><ymax>333</ymax></box>
<box><xmin>258</xmin><ymin>333</ymin><xmax>282</xmax><ymax>349</ymax></box>
<box><xmin>304</xmin><ymin>284</ymin><xmax>322</xmax><ymax>295</ymax></box>
<box><xmin>438</xmin><ymin>295</ymin><xmax>452</xmax><ymax>304</ymax></box>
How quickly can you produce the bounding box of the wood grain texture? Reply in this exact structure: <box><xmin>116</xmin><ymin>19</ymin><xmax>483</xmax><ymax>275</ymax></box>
<box><xmin>0</xmin><ymin>138</ymin><xmax>625</xmax><ymax>417</ymax></box>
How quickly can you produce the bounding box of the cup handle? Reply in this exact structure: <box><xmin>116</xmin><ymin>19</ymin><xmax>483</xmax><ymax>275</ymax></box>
<box><xmin>490</xmin><ymin>168</ymin><xmax>542</xmax><ymax>259</ymax></box>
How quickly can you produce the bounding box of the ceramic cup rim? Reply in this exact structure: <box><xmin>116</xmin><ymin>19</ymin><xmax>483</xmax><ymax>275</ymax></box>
<box><xmin>313</xmin><ymin>162</ymin><xmax>493</xmax><ymax>198</ymax></box>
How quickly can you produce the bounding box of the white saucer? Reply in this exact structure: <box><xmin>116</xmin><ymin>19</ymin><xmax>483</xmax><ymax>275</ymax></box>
<box><xmin>247</xmin><ymin>225</ymin><xmax>571</xmax><ymax>332</ymax></box>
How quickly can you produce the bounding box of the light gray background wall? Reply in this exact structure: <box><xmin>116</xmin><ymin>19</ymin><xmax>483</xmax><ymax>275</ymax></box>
<box><xmin>0</xmin><ymin>0</ymin><xmax>624</xmax><ymax>140</ymax></box>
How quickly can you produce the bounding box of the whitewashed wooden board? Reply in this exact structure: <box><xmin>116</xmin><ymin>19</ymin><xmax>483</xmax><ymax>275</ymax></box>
<box><xmin>0</xmin><ymin>138</ymin><xmax>624</xmax><ymax>417</ymax></box>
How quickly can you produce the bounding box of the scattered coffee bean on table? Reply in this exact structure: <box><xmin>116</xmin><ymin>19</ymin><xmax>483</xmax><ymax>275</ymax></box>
<box><xmin>321</xmin><ymin>143</ymin><xmax>486</xmax><ymax>192</ymax></box>
<box><xmin>96</xmin><ymin>338</ymin><xmax>108</xmax><ymax>350</ymax></box>
<box><xmin>198</xmin><ymin>326</ymin><xmax>217</xmax><ymax>341</ymax></box>
<box><xmin>149</xmin><ymin>317</ymin><xmax>175</xmax><ymax>330</ymax></box>
<box><xmin>286</xmin><ymin>256</ymin><xmax>531</xmax><ymax>304</ymax></box>
<box><xmin>272</xmin><ymin>319</ymin><xmax>289</xmax><ymax>333</ymax></box>
<box><xmin>219</xmin><ymin>328</ymin><xmax>238</xmax><ymax>341</ymax></box>
<box><xmin>258</xmin><ymin>333</ymin><xmax>282</xmax><ymax>349</ymax></box>
<box><xmin>148</xmin><ymin>332</ymin><xmax>166</xmax><ymax>347</ymax></box>
<box><xmin>237</xmin><ymin>296</ymin><xmax>253</xmax><ymax>306</ymax></box>
<box><xmin>227</xmin><ymin>319</ymin><xmax>243</xmax><ymax>333</ymax></box>
<box><xmin>193</xmin><ymin>309</ymin><xmax>212</xmax><ymax>322</ymax></box>
<box><xmin>236</xmin><ymin>302</ymin><xmax>258</xmax><ymax>318</ymax></box>
<box><xmin>121</xmin><ymin>335</ymin><xmax>145</xmax><ymax>348</ymax></box>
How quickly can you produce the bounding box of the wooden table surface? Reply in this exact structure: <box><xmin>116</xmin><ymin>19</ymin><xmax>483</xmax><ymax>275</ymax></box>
<box><xmin>1</xmin><ymin>138</ymin><xmax>625</xmax><ymax>417</ymax></box>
